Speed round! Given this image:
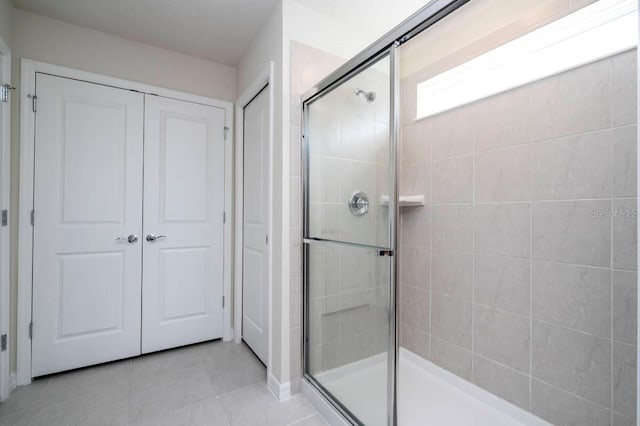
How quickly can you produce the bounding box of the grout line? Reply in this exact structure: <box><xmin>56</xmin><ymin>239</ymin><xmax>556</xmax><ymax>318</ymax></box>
<box><xmin>474</xmin><ymin>352</ymin><xmax>530</xmax><ymax>377</ymax></box>
<box><xmin>529</xmin><ymin>113</ymin><xmax>534</xmax><ymax>411</ymax></box>
<box><xmin>427</xmin><ymin>122</ymin><xmax>636</xmax><ymax>161</ymax></box>
<box><xmin>470</xmin><ymin>104</ymin><xmax>476</xmax><ymax>382</ymax></box>
<box><xmin>428</xmin><ymin>112</ymin><xmax>433</xmax><ymax>362</ymax></box>
<box><xmin>609</xmin><ymin>58</ymin><xmax>615</xmax><ymax>425</ymax></box>
<box><xmin>287</xmin><ymin>412</ymin><xmax>324</xmax><ymax>425</ymax></box>
<box><xmin>533</xmin><ymin>375</ymin><xmax>615</xmax><ymax>414</ymax></box>
<box><xmin>214</xmin><ymin>381</ymin><xmax>266</xmax><ymax>400</ymax></box>
<box><xmin>423</xmin><ymin>247</ymin><xmax>638</xmax><ymax>273</ymax></box>
<box><xmin>429</xmin><ymin>197</ymin><xmax>638</xmax><ymax>207</ymax></box>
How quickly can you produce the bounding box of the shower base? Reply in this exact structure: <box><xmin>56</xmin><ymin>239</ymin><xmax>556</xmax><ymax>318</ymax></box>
<box><xmin>309</xmin><ymin>349</ymin><xmax>549</xmax><ymax>426</ymax></box>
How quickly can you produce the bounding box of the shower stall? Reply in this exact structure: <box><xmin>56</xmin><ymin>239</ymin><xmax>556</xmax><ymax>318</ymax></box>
<box><xmin>300</xmin><ymin>0</ymin><xmax>638</xmax><ymax>425</ymax></box>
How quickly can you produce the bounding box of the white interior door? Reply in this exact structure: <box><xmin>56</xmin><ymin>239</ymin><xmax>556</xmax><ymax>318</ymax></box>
<box><xmin>242</xmin><ymin>86</ymin><xmax>270</xmax><ymax>364</ymax></box>
<box><xmin>32</xmin><ymin>74</ymin><xmax>144</xmax><ymax>376</ymax></box>
<box><xmin>142</xmin><ymin>95</ymin><xmax>225</xmax><ymax>353</ymax></box>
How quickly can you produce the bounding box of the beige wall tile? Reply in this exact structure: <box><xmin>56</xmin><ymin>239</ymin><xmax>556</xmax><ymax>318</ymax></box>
<box><xmin>432</xmin><ymin>204</ymin><xmax>473</xmax><ymax>251</ymax></box>
<box><xmin>475</xmin><ymin>203</ymin><xmax>530</xmax><ymax>257</ymax></box>
<box><xmin>532</xmin><ymin>200</ymin><xmax>611</xmax><ymax>267</ymax></box>
<box><xmin>613</xmin><ymin>341</ymin><xmax>637</xmax><ymax>419</ymax></box>
<box><xmin>475</xmin><ymin>145</ymin><xmax>530</xmax><ymax>202</ymax></box>
<box><xmin>613</xmin><ymin>125</ymin><xmax>637</xmax><ymax>198</ymax></box>
<box><xmin>532</xmin><ymin>321</ymin><xmax>611</xmax><ymax>407</ymax></box>
<box><xmin>474</xmin><ymin>306</ymin><xmax>530</xmax><ymax>373</ymax></box>
<box><xmin>531</xmin><ymin>129</ymin><xmax>613</xmax><ymax>200</ymax></box>
<box><xmin>474</xmin><ymin>253</ymin><xmax>530</xmax><ymax>316</ymax></box>
<box><xmin>613</xmin><ymin>198</ymin><xmax>638</xmax><ymax>271</ymax></box>
<box><xmin>431</xmin><ymin>292</ymin><xmax>472</xmax><ymax>349</ymax></box>
<box><xmin>430</xmin><ymin>336</ymin><xmax>472</xmax><ymax>381</ymax></box>
<box><xmin>431</xmin><ymin>249</ymin><xmax>473</xmax><ymax>301</ymax></box>
<box><xmin>531</xmin><ymin>379</ymin><xmax>611</xmax><ymax>426</ymax></box>
<box><xmin>613</xmin><ymin>270</ymin><xmax>638</xmax><ymax>345</ymax></box>
<box><xmin>400</xmin><ymin>206</ymin><xmax>430</xmax><ymax>248</ymax></box>
<box><xmin>532</xmin><ymin>261</ymin><xmax>611</xmax><ymax>337</ymax></box>
<box><xmin>473</xmin><ymin>356</ymin><xmax>530</xmax><ymax>410</ymax></box>
<box><xmin>431</xmin><ymin>105</ymin><xmax>474</xmax><ymax>160</ymax></box>
<box><xmin>612</xmin><ymin>50</ymin><xmax>638</xmax><ymax>127</ymax></box>
<box><xmin>400</xmin><ymin>324</ymin><xmax>429</xmax><ymax>359</ymax></box>
<box><xmin>432</xmin><ymin>155</ymin><xmax>473</xmax><ymax>203</ymax></box>
<box><xmin>474</xmin><ymin>86</ymin><xmax>531</xmax><ymax>152</ymax></box>
<box><xmin>530</xmin><ymin>58</ymin><xmax>610</xmax><ymax>141</ymax></box>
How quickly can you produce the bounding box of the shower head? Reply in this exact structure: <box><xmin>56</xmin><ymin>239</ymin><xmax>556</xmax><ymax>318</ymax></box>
<box><xmin>355</xmin><ymin>88</ymin><xmax>376</xmax><ymax>103</ymax></box>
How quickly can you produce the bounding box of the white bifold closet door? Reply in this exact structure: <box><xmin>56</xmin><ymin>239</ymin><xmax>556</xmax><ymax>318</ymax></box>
<box><xmin>32</xmin><ymin>74</ymin><xmax>144</xmax><ymax>376</ymax></box>
<box><xmin>32</xmin><ymin>75</ymin><xmax>226</xmax><ymax>376</ymax></box>
<box><xmin>141</xmin><ymin>95</ymin><xmax>225</xmax><ymax>353</ymax></box>
<box><xmin>242</xmin><ymin>86</ymin><xmax>270</xmax><ymax>364</ymax></box>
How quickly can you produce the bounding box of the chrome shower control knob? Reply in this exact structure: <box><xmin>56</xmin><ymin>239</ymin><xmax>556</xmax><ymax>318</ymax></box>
<box><xmin>348</xmin><ymin>191</ymin><xmax>369</xmax><ymax>216</ymax></box>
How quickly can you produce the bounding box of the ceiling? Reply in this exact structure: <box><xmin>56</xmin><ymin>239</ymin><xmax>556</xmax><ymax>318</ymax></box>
<box><xmin>294</xmin><ymin>0</ymin><xmax>428</xmax><ymax>40</ymax></box>
<box><xmin>11</xmin><ymin>0</ymin><xmax>278</xmax><ymax>66</ymax></box>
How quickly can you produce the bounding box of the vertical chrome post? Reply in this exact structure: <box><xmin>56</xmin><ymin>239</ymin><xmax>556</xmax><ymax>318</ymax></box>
<box><xmin>387</xmin><ymin>40</ymin><xmax>400</xmax><ymax>426</ymax></box>
<box><xmin>301</xmin><ymin>101</ymin><xmax>311</xmax><ymax>379</ymax></box>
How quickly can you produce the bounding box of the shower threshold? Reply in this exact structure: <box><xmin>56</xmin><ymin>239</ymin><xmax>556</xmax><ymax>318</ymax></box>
<box><xmin>312</xmin><ymin>349</ymin><xmax>549</xmax><ymax>426</ymax></box>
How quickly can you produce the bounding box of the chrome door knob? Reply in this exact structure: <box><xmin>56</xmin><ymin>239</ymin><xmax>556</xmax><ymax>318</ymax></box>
<box><xmin>116</xmin><ymin>234</ymin><xmax>138</xmax><ymax>243</ymax></box>
<box><xmin>146</xmin><ymin>234</ymin><xmax>167</xmax><ymax>242</ymax></box>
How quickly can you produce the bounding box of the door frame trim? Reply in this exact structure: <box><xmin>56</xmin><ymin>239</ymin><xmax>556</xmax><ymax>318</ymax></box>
<box><xmin>0</xmin><ymin>35</ymin><xmax>11</xmax><ymax>401</ymax></box>
<box><xmin>17</xmin><ymin>58</ymin><xmax>234</xmax><ymax>385</ymax></box>
<box><xmin>233</xmin><ymin>62</ymin><xmax>274</xmax><ymax>377</ymax></box>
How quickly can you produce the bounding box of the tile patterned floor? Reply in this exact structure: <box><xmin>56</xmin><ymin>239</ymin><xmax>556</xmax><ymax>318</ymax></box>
<box><xmin>0</xmin><ymin>341</ymin><xmax>327</xmax><ymax>426</ymax></box>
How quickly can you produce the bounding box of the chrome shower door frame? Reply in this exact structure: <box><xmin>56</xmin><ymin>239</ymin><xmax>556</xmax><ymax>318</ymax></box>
<box><xmin>300</xmin><ymin>1</ymin><xmax>470</xmax><ymax>425</ymax></box>
<box><xmin>301</xmin><ymin>47</ymin><xmax>395</xmax><ymax>426</ymax></box>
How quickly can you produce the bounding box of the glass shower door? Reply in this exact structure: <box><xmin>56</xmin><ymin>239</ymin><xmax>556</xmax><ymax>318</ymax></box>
<box><xmin>302</xmin><ymin>52</ymin><xmax>396</xmax><ymax>426</ymax></box>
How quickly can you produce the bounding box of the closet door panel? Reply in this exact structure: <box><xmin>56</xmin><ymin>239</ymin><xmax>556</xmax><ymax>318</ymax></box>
<box><xmin>32</xmin><ymin>74</ymin><xmax>144</xmax><ymax>376</ymax></box>
<box><xmin>142</xmin><ymin>95</ymin><xmax>225</xmax><ymax>353</ymax></box>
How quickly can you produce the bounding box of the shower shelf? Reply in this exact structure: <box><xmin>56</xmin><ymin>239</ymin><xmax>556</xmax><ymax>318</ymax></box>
<box><xmin>380</xmin><ymin>195</ymin><xmax>425</xmax><ymax>207</ymax></box>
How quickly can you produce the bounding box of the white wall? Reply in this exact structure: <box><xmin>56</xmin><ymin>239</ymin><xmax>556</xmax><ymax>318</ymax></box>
<box><xmin>0</xmin><ymin>0</ymin><xmax>12</xmax><ymax>49</ymax></box>
<box><xmin>236</xmin><ymin>0</ymin><xmax>288</xmax><ymax>387</ymax></box>
<box><xmin>12</xmin><ymin>9</ymin><xmax>236</xmax><ymax>101</ymax></box>
<box><xmin>8</xmin><ymin>7</ymin><xmax>238</xmax><ymax>374</ymax></box>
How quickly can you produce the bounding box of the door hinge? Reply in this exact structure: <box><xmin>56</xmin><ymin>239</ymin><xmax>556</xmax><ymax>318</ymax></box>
<box><xmin>224</xmin><ymin>126</ymin><xmax>229</xmax><ymax>140</ymax></box>
<box><xmin>30</xmin><ymin>210</ymin><xmax>34</xmax><ymax>226</ymax></box>
<box><xmin>377</xmin><ymin>249</ymin><xmax>394</xmax><ymax>257</ymax></box>
<box><xmin>265</xmin><ymin>234</ymin><xmax>268</xmax><ymax>245</ymax></box>
<box><xmin>28</xmin><ymin>322</ymin><xmax>33</xmax><ymax>339</ymax></box>
<box><xmin>28</xmin><ymin>95</ymin><xmax>38</xmax><ymax>113</ymax></box>
<box><xmin>1</xmin><ymin>209</ymin><xmax>7</xmax><ymax>227</ymax></box>
<box><xmin>0</xmin><ymin>84</ymin><xmax>15</xmax><ymax>103</ymax></box>
<box><xmin>222</xmin><ymin>296</ymin><xmax>225</xmax><ymax>308</ymax></box>
<box><xmin>0</xmin><ymin>334</ymin><xmax>6</xmax><ymax>351</ymax></box>
<box><xmin>223</xmin><ymin>211</ymin><xmax>226</xmax><ymax>223</ymax></box>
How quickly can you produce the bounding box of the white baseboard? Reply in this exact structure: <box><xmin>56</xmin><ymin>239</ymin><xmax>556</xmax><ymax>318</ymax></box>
<box><xmin>268</xmin><ymin>373</ymin><xmax>291</xmax><ymax>401</ymax></box>
<box><xmin>222</xmin><ymin>327</ymin><xmax>234</xmax><ymax>342</ymax></box>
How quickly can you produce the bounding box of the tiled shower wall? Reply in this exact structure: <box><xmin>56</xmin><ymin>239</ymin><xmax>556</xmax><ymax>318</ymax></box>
<box><xmin>399</xmin><ymin>50</ymin><xmax>638</xmax><ymax>425</ymax></box>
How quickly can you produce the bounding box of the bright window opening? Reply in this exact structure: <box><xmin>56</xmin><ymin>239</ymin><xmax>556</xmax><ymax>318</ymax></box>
<box><xmin>416</xmin><ymin>0</ymin><xmax>638</xmax><ymax>120</ymax></box>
